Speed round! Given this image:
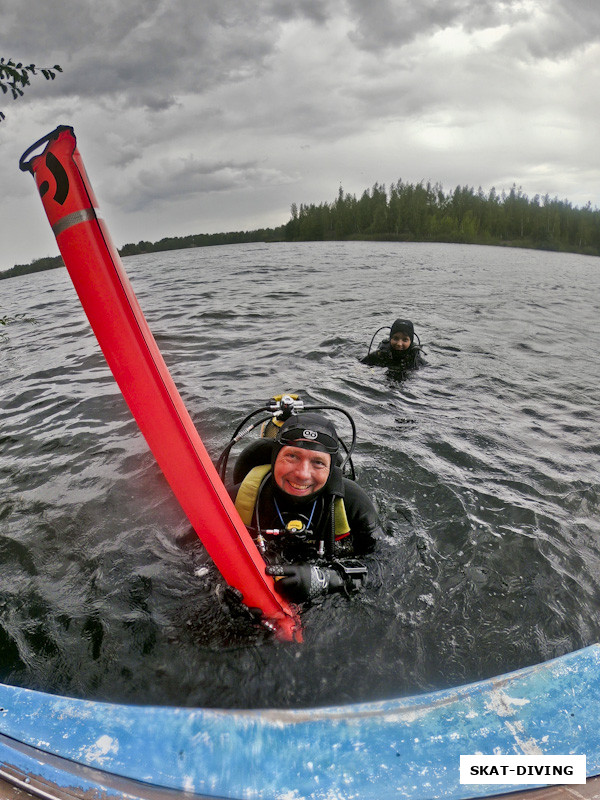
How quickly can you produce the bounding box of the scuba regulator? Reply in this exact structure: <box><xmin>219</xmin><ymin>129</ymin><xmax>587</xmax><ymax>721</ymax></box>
<box><xmin>216</xmin><ymin>393</ymin><xmax>357</xmax><ymax>482</ymax></box>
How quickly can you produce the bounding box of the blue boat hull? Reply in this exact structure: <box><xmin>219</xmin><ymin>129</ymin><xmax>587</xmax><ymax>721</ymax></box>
<box><xmin>1</xmin><ymin>643</ymin><xmax>599</xmax><ymax>799</ymax></box>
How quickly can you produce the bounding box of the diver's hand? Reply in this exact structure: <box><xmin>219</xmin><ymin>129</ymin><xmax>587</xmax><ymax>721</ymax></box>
<box><xmin>266</xmin><ymin>563</ymin><xmax>342</xmax><ymax>603</ymax></box>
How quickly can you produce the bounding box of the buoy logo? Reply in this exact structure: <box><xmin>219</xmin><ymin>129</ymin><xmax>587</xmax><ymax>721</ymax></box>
<box><xmin>303</xmin><ymin>429</ymin><xmax>318</xmax><ymax>440</ymax></box>
<box><xmin>39</xmin><ymin>151</ymin><xmax>69</xmax><ymax>205</ymax></box>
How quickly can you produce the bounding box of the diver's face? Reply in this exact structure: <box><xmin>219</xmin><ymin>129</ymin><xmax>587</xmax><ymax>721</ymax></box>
<box><xmin>273</xmin><ymin>445</ymin><xmax>331</xmax><ymax>497</ymax></box>
<box><xmin>390</xmin><ymin>332</ymin><xmax>411</xmax><ymax>351</ymax></box>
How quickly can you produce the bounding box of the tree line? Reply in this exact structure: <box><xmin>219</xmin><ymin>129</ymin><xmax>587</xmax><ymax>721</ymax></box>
<box><xmin>284</xmin><ymin>181</ymin><xmax>600</xmax><ymax>256</ymax></box>
<box><xmin>0</xmin><ymin>229</ymin><xmax>286</xmax><ymax>281</ymax></box>
<box><xmin>0</xmin><ymin>255</ymin><xmax>64</xmax><ymax>281</ymax></box>
<box><xmin>118</xmin><ymin>227</ymin><xmax>285</xmax><ymax>256</ymax></box>
<box><xmin>3</xmin><ymin>179</ymin><xmax>600</xmax><ymax>281</ymax></box>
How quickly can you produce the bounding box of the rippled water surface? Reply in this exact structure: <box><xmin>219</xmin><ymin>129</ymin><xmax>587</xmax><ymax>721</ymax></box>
<box><xmin>1</xmin><ymin>241</ymin><xmax>599</xmax><ymax>708</ymax></box>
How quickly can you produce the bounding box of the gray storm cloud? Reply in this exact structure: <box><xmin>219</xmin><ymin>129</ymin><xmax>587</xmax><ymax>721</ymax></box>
<box><xmin>1</xmin><ymin>0</ymin><xmax>599</xmax><ymax>268</ymax></box>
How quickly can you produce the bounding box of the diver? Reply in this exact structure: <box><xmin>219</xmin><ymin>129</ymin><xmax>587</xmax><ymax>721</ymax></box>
<box><xmin>361</xmin><ymin>318</ymin><xmax>426</xmax><ymax>370</ymax></box>
<box><xmin>225</xmin><ymin>410</ymin><xmax>382</xmax><ymax>604</ymax></box>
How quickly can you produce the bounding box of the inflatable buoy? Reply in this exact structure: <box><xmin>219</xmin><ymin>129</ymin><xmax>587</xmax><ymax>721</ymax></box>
<box><xmin>19</xmin><ymin>126</ymin><xmax>301</xmax><ymax>642</ymax></box>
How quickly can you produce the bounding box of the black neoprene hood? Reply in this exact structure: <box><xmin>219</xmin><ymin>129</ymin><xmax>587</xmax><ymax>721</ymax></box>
<box><xmin>275</xmin><ymin>412</ymin><xmax>340</xmax><ymax>455</ymax></box>
<box><xmin>390</xmin><ymin>318</ymin><xmax>414</xmax><ymax>344</ymax></box>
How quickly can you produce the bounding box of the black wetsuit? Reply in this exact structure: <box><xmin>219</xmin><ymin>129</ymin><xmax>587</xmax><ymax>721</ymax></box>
<box><xmin>230</xmin><ymin>466</ymin><xmax>380</xmax><ymax>564</ymax></box>
<box><xmin>361</xmin><ymin>340</ymin><xmax>426</xmax><ymax>370</ymax></box>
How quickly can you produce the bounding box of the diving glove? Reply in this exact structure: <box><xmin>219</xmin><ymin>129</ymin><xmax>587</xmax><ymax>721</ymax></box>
<box><xmin>266</xmin><ymin>563</ymin><xmax>343</xmax><ymax>603</ymax></box>
<box><xmin>266</xmin><ymin>561</ymin><xmax>368</xmax><ymax>603</ymax></box>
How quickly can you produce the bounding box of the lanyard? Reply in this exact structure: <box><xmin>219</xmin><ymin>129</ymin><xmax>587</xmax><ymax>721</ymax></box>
<box><xmin>273</xmin><ymin>496</ymin><xmax>317</xmax><ymax>532</ymax></box>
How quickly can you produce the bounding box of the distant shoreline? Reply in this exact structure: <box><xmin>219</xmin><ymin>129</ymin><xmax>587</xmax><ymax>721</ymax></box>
<box><xmin>0</xmin><ymin>227</ymin><xmax>286</xmax><ymax>281</ymax></box>
<box><xmin>2</xmin><ymin>228</ymin><xmax>598</xmax><ymax>283</ymax></box>
<box><xmin>4</xmin><ymin>178</ymin><xmax>600</xmax><ymax>280</ymax></box>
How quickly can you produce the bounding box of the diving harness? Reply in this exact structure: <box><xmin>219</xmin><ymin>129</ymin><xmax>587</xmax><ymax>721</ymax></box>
<box><xmin>216</xmin><ymin>394</ymin><xmax>367</xmax><ymax>596</ymax></box>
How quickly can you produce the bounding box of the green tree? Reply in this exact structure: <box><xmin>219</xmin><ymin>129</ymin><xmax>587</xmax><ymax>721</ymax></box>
<box><xmin>1</xmin><ymin>57</ymin><xmax>62</xmax><ymax>121</ymax></box>
<box><xmin>332</xmin><ymin>186</ymin><xmax>358</xmax><ymax>238</ymax></box>
<box><xmin>285</xmin><ymin>203</ymin><xmax>300</xmax><ymax>241</ymax></box>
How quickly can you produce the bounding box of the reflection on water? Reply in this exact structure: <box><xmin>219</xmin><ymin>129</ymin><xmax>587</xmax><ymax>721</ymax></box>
<box><xmin>1</xmin><ymin>241</ymin><xmax>599</xmax><ymax>708</ymax></box>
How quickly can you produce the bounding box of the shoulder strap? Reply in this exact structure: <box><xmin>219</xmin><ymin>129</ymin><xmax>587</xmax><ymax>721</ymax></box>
<box><xmin>234</xmin><ymin>464</ymin><xmax>271</xmax><ymax>525</ymax></box>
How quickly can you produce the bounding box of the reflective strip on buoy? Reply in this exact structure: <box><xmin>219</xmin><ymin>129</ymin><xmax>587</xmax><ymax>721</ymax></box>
<box><xmin>52</xmin><ymin>208</ymin><xmax>99</xmax><ymax>237</ymax></box>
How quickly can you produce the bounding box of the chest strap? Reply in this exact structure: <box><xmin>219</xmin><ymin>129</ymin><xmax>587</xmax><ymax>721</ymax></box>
<box><xmin>234</xmin><ymin>464</ymin><xmax>351</xmax><ymax>537</ymax></box>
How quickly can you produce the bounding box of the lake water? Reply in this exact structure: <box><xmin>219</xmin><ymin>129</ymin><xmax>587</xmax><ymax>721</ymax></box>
<box><xmin>1</xmin><ymin>240</ymin><xmax>599</xmax><ymax>709</ymax></box>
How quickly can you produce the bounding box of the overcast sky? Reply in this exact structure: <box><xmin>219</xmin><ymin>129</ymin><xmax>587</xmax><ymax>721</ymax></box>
<box><xmin>1</xmin><ymin>0</ymin><xmax>599</xmax><ymax>271</ymax></box>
